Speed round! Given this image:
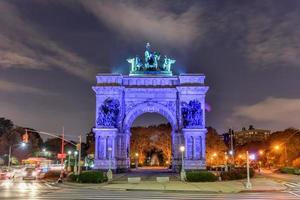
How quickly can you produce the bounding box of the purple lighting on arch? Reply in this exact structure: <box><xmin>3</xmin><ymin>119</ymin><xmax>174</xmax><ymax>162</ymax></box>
<box><xmin>205</xmin><ymin>103</ymin><xmax>212</xmax><ymax>112</ymax></box>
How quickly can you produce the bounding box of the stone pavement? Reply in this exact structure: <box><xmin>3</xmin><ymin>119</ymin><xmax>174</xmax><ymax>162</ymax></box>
<box><xmin>61</xmin><ymin>177</ymin><xmax>286</xmax><ymax>193</ymax></box>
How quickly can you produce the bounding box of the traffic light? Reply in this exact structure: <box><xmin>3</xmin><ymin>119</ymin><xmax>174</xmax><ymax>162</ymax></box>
<box><xmin>22</xmin><ymin>129</ymin><xmax>29</xmax><ymax>143</ymax></box>
<box><xmin>76</xmin><ymin>143</ymin><xmax>81</xmax><ymax>151</ymax></box>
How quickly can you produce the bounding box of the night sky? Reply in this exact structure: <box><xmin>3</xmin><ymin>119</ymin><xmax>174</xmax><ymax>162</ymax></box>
<box><xmin>0</xmin><ymin>0</ymin><xmax>299</xmax><ymax>137</ymax></box>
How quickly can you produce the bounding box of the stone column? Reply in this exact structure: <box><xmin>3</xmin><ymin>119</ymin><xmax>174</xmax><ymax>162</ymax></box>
<box><xmin>95</xmin><ymin>134</ymin><xmax>99</xmax><ymax>160</ymax></box>
<box><xmin>93</xmin><ymin>128</ymin><xmax>118</xmax><ymax>170</ymax></box>
<box><xmin>182</xmin><ymin>128</ymin><xmax>207</xmax><ymax>170</ymax></box>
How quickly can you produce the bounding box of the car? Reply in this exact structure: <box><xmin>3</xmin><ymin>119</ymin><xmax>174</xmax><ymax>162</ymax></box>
<box><xmin>22</xmin><ymin>167</ymin><xmax>39</xmax><ymax>180</ymax></box>
<box><xmin>0</xmin><ymin>168</ymin><xmax>14</xmax><ymax>180</ymax></box>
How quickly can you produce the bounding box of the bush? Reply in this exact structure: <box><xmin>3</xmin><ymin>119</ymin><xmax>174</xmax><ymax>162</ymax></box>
<box><xmin>77</xmin><ymin>171</ymin><xmax>107</xmax><ymax>183</ymax></box>
<box><xmin>68</xmin><ymin>173</ymin><xmax>78</xmax><ymax>182</ymax></box>
<box><xmin>220</xmin><ymin>168</ymin><xmax>254</xmax><ymax>181</ymax></box>
<box><xmin>186</xmin><ymin>171</ymin><xmax>218</xmax><ymax>182</ymax></box>
<box><xmin>280</xmin><ymin>167</ymin><xmax>295</xmax><ymax>174</ymax></box>
<box><xmin>294</xmin><ymin>169</ymin><xmax>300</xmax><ymax>175</ymax></box>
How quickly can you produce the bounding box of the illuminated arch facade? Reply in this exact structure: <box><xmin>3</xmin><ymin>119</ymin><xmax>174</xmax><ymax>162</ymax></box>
<box><xmin>93</xmin><ymin>74</ymin><xmax>209</xmax><ymax>171</ymax></box>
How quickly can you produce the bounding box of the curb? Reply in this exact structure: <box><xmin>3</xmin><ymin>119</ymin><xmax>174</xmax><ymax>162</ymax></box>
<box><xmin>125</xmin><ymin>188</ymin><xmax>223</xmax><ymax>193</ymax></box>
<box><xmin>240</xmin><ymin>189</ymin><xmax>286</xmax><ymax>193</ymax></box>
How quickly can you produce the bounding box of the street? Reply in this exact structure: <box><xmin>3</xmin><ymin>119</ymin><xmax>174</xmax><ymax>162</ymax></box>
<box><xmin>1</xmin><ymin>180</ymin><xmax>300</xmax><ymax>200</ymax></box>
<box><xmin>0</xmin><ymin>179</ymin><xmax>57</xmax><ymax>199</ymax></box>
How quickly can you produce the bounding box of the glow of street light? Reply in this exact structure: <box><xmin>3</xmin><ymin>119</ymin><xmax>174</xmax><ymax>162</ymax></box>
<box><xmin>21</xmin><ymin>142</ymin><xmax>26</xmax><ymax>147</ymax></box>
<box><xmin>180</xmin><ymin>146</ymin><xmax>185</xmax><ymax>152</ymax></box>
<box><xmin>74</xmin><ymin>151</ymin><xmax>78</xmax><ymax>155</ymax></box>
<box><xmin>259</xmin><ymin>150</ymin><xmax>263</xmax><ymax>155</ymax></box>
<box><xmin>68</xmin><ymin>151</ymin><xmax>72</xmax><ymax>155</ymax></box>
<box><xmin>135</xmin><ymin>152</ymin><xmax>139</xmax><ymax>157</ymax></box>
<box><xmin>42</xmin><ymin>148</ymin><xmax>46</xmax><ymax>152</ymax></box>
<box><xmin>213</xmin><ymin>153</ymin><xmax>217</xmax><ymax>157</ymax></box>
<box><xmin>274</xmin><ymin>145</ymin><xmax>280</xmax><ymax>150</ymax></box>
<box><xmin>249</xmin><ymin>154</ymin><xmax>256</xmax><ymax>160</ymax></box>
<box><xmin>229</xmin><ymin>150</ymin><xmax>233</xmax><ymax>155</ymax></box>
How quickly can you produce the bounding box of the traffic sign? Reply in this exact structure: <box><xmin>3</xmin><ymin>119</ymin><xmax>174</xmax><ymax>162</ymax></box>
<box><xmin>57</xmin><ymin>153</ymin><xmax>66</xmax><ymax>159</ymax></box>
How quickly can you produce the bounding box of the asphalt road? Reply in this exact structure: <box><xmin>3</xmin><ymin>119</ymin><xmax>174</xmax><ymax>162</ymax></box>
<box><xmin>1</xmin><ymin>180</ymin><xmax>300</xmax><ymax>200</ymax></box>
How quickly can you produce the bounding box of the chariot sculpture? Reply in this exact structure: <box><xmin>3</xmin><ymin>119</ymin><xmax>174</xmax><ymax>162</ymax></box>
<box><xmin>128</xmin><ymin>43</ymin><xmax>176</xmax><ymax>76</ymax></box>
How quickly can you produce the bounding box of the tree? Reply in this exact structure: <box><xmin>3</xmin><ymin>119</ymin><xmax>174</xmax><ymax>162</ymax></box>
<box><xmin>0</xmin><ymin>125</ymin><xmax>43</xmax><ymax>163</ymax></box>
<box><xmin>266</xmin><ymin>128</ymin><xmax>300</xmax><ymax>167</ymax></box>
<box><xmin>206</xmin><ymin>127</ymin><xmax>228</xmax><ymax>166</ymax></box>
<box><xmin>130</xmin><ymin>123</ymin><xmax>172</xmax><ymax>166</ymax></box>
<box><xmin>0</xmin><ymin>118</ymin><xmax>14</xmax><ymax>137</ymax></box>
<box><xmin>292</xmin><ymin>157</ymin><xmax>300</xmax><ymax>168</ymax></box>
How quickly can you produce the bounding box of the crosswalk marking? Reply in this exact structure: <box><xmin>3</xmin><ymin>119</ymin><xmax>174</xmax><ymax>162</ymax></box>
<box><xmin>289</xmin><ymin>191</ymin><xmax>300</xmax><ymax>198</ymax></box>
<box><xmin>31</xmin><ymin>189</ymin><xmax>300</xmax><ymax>200</ymax></box>
<box><xmin>0</xmin><ymin>182</ymin><xmax>57</xmax><ymax>190</ymax></box>
<box><xmin>284</xmin><ymin>182</ymin><xmax>300</xmax><ymax>188</ymax></box>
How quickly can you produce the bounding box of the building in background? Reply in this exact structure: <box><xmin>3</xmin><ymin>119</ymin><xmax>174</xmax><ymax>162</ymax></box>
<box><xmin>222</xmin><ymin>126</ymin><xmax>271</xmax><ymax>147</ymax></box>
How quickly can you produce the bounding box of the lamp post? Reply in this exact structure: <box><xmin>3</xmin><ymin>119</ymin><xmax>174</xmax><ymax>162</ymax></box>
<box><xmin>8</xmin><ymin>142</ymin><xmax>27</xmax><ymax>169</ymax></box>
<box><xmin>74</xmin><ymin>151</ymin><xmax>78</xmax><ymax>175</ymax></box>
<box><xmin>180</xmin><ymin>145</ymin><xmax>186</xmax><ymax>181</ymax></box>
<box><xmin>224</xmin><ymin>152</ymin><xmax>228</xmax><ymax>172</ymax></box>
<box><xmin>135</xmin><ymin>152</ymin><xmax>139</xmax><ymax>170</ymax></box>
<box><xmin>246</xmin><ymin>151</ymin><xmax>252</xmax><ymax>189</ymax></box>
<box><xmin>67</xmin><ymin>151</ymin><xmax>72</xmax><ymax>172</ymax></box>
<box><xmin>107</xmin><ymin>147</ymin><xmax>113</xmax><ymax>181</ymax></box>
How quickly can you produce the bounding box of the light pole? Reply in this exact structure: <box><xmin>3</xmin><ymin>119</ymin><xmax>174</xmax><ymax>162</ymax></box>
<box><xmin>77</xmin><ymin>135</ymin><xmax>82</xmax><ymax>175</ymax></box>
<box><xmin>8</xmin><ymin>142</ymin><xmax>27</xmax><ymax>169</ymax></box>
<box><xmin>224</xmin><ymin>152</ymin><xmax>228</xmax><ymax>172</ymax></box>
<box><xmin>74</xmin><ymin>151</ymin><xmax>78</xmax><ymax>175</ymax></box>
<box><xmin>246</xmin><ymin>151</ymin><xmax>252</xmax><ymax>189</ymax></box>
<box><xmin>135</xmin><ymin>152</ymin><xmax>139</xmax><ymax>170</ymax></box>
<box><xmin>180</xmin><ymin>145</ymin><xmax>186</xmax><ymax>181</ymax></box>
<box><xmin>107</xmin><ymin>147</ymin><xmax>113</xmax><ymax>181</ymax></box>
<box><xmin>67</xmin><ymin>151</ymin><xmax>72</xmax><ymax>172</ymax></box>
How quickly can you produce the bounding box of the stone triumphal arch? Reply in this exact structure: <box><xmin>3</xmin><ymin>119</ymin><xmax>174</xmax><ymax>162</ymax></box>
<box><xmin>93</xmin><ymin>44</ymin><xmax>209</xmax><ymax>171</ymax></box>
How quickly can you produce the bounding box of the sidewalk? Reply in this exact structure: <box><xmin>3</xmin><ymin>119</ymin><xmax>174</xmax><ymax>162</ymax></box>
<box><xmin>61</xmin><ymin>177</ymin><xmax>286</xmax><ymax>193</ymax></box>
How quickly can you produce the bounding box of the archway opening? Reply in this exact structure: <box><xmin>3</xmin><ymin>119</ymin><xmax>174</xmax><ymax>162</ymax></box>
<box><xmin>130</xmin><ymin>113</ymin><xmax>172</xmax><ymax>169</ymax></box>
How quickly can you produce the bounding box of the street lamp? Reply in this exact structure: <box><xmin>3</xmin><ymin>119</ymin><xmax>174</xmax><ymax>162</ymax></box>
<box><xmin>224</xmin><ymin>152</ymin><xmax>228</xmax><ymax>172</ymax></box>
<box><xmin>246</xmin><ymin>151</ymin><xmax>252</xmax><ymax>189</ymax></box>
<box><xmin>67</xmin><ymin>151</ymin><xmax>72</xmax><ymax>172</ymax></box>
<box><xmin>8</xmin><ymin>142</ymin><xmax>27</xmax><ymax>169</ymax></box>
<box><xmin>180</xmin><ymin>145</ymin><xmax>186</xmax><ymax>181</ymax></box>
<box><xmin>107</xmin><ymin>147</ymin><xmax>113</xmax><ymax>181</ymax></box>
<box><xmin>74</xmin><ymin>151</ymin><xmax>78</xmax><ymax>175</ymax></box>
<box><xmin>135</xmin><ymin>152</ymin><xmax>139</xmax><ymax>170</ymax></box>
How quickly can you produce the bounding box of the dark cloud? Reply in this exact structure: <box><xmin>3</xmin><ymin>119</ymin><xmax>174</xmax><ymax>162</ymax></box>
<box><xmin>0</xmin><ymin>0</ymin><xmax>299</xmax><ymax>135</ymax></box>
<box><xmin>79</xmin><ymin>1</ymin><xmax>205</xmax><ymax>49</ymax></box>
<box><xmin>0</xmin><ymin>1</ymin><xmax>97</xmax><ymax>81</ymax></box>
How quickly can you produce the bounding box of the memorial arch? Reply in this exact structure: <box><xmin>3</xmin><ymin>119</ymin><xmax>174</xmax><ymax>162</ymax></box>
<box><xmin>93</xmin><ymin>44</ymin><xmax>209</xmax><ymax>171</ymax></box>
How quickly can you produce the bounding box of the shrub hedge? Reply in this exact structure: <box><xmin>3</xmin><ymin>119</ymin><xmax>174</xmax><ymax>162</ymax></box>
<box><xmin>220</xmin><ymin>168</ymin><xmax>254</xmax><ymax>181</ymax></box>
<box><xmin>77</xmin><ymin>171</ymin><xmax>107</xmax><ymax>183</ymax></box>
<box><xmin>186</xmin><ymin>171</ymin><xmax>218</xmax><ymax>182</ymax></box>
<box><xmin>68</xmin><ymin>173</ymin><xmax>78</xmax><ymax>182</ymax></box>
<box><xmin>280</xmin><ymin>167</ymin><xmax>300</xmax><ymax>175</ymax></box>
